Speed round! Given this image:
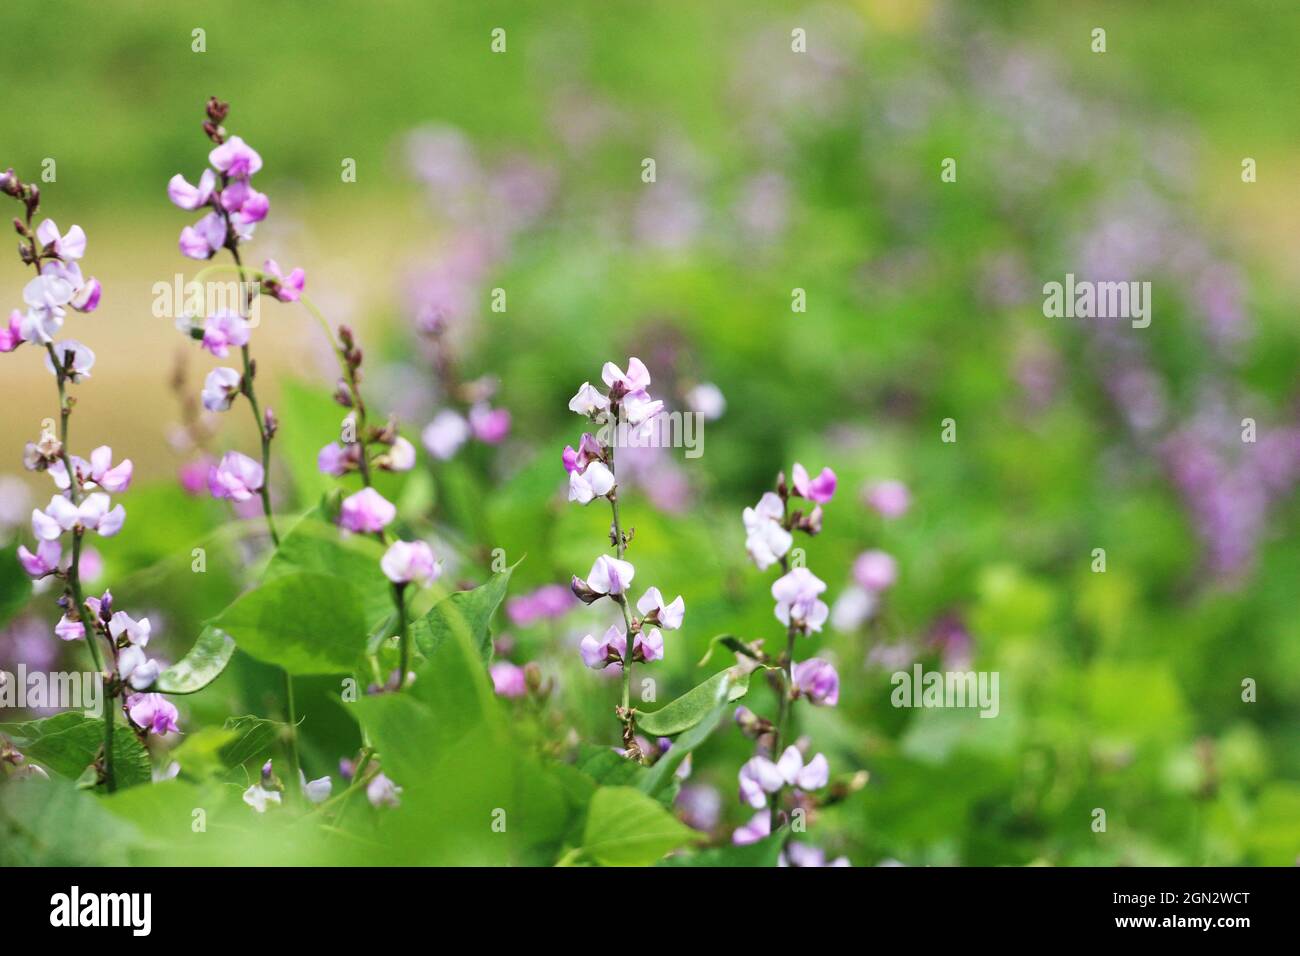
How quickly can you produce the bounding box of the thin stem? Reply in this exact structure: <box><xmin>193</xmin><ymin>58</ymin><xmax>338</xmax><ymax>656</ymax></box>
<box><xmin>284</xmin><ymin>670</ymin><xmax>301</xmax><ymax>800</ymax></box>
<box><xmin>606</xmin><ymin>411</ymin><xmax>640</xmax><ymax>755</ymax></box>
<box><xmin>394</xmin><ymin>583</ymin><xmax>409</xmax><ymax>686</ymax></box>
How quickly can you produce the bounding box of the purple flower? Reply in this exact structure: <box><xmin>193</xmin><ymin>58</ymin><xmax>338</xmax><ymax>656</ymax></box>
<box><xmin>32</xmin><ymin>492</ymin><xmax>124</xmax><ymax>539</ymax></box>
<box><xmin>601</xmin><ymin>357</ymin><xmax>651</xmax><ymax>396</ymax></box>
<box><xmin>209</xmin><ymin>136</ymin><xmax>263</xmax><ymax>179</ymax></box>
<box><xmin>468</xmin><ymin>403</ymin><xmax>511</xmax><ymax>443</ymax></box>
<box><xmin>54</xmin><ymin>614</ymin><xmax>84</xmax><ymax>642</ymax></box>
<box><xmin>262</xmin><ymin>259</ymin><xmax>305</xmax><ymax>302</ymax></box>
<box><xmin>791</xmin><ymin>658</ymin><xmax>839</xmax><ymax>706</ymax></box>
<box><xmin>771</xmin><ymin>567</ymin><xmax>829</xmax><ymax>633</ymax></box>
<box><xmin>167</xmin><ymin>169</ymin><xmax>216</xmax><ymax>210</ymax></box>
<box><xmin>852</xmin><ymin>549</ymin><xmax>897</xmax><ymax>592</ymax></box>
<box><xmin>579</xmin><ymin>625</ymin><xmax>627</xmax><ymax>669</ymax></box>
<box><xmin>201</xmin><ymin>366</ymin><xmax>242</xmax><ymax>412</ymax></box>
<box><xmin>489</xmin><ymin>661</ymin><xmax>528</xmax><ymax>698</ymax></box>
<box><xmin>732</xmin><ymin>810</ymin><xmax>771</xmax><ymax>846</ymax></box>
<box><xmin>178</xmin><ymin>211</ymin><xmax>227</xmax><ymax>260</ymax></box>
<box><xmin>738</xmin><ymin>754</ymin><xmax>786</xmax><ymax>808</ymax></box>
<box><xmin>506</xmin><ymin>584</ymin><xmax>577</xmax><ymax>627</ymax></box>
<box><xmin>207</xmin><ymin>451</ymin><xmax>264</xmax><ymax>502</ymax></box>
<box><xmin>380</xmin><ymin>540</ymin><xmax>440</xmax><ymax>585</ymax></box>
<box><xmin>676</xmin><ymin>784</ymin><xmax>722</xmax><ymax>831</ymax></box>
<box><xmin>339</xmin><ymin>487</ymin><xmax>396</xmax><ymax>533</ymax></box>
<box><xmin>127</xmin><ymin>693</ymin><xmax>180</xmax><ymax>735</ymax></box>
<box><xmin>635</xmin><ymin>586</ymin><xmax>685</xmax><ymax>630</ymax></box>
<box><xmin>562</xmin><ymin>432</ymin><xmax>604</xmax><ymax>474</ymax></box>
<box><xmin>0</xmin><ymin>310</ymin><xmax>22</xmax><ymax>352</ymax></box>
<box><xmin>117</xmin><ymin>645</ymin><xmax>159</xmax><ymax>691</ymax></box>
<box><xmin>421</xmin><ymin>409</ymin><xmax>470</xmax><ymax>460</ymax></box>
<box><xmin>17</xmin><ymin>539</ymin><xmax>60</xmax><ymax>578</ymax></box>
<box><xmin>567</xmin><ymin>382</ymin><xmax>609</xmax><ymax>419</ymax></box>
<box><xmin>317</xmin><ymin>441</ymin><xmax>355</xmax><ymax>477</ymax></box>
<box><xmin>52</xmin><ymin>445</ymin><xmax>134</xmax><ymax>494</ymax></box>
<box><xmin>219</xmin><ymin>179</ymin><xmax>269</xmax><ymax>223</ymax></box>
<box><xmin>864</xmin><ymin>479</ymin><xmax>910</xmax><ymax>518</ymax></box>
<box><xmin>200</xmin><ymin>310</ymin><xmax>251</xmax><ymax>357</ymax></box>
<box><xmin>35</xmin><ymin>220</ymin><xmax>86</xmax><ymax>260</ymax></box>
<box><xmin>108</xmin><ymin>611</ymin><xmax>151</xmax><ymax>646</ymax></box>
<box><xmin>791</xmin><ymin>462</ymin><xmax>837</xmax><ymax>504</ymax></box>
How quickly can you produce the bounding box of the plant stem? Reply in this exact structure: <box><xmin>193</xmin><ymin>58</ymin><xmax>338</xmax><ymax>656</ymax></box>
<box><xmin>394</xmin><ymin>583</ymin><xmax>409</xmax><ymax>685</ymax></box>
<box><xmin>606</xmin><ymin>412</ymin><xmax>640</xmax><ymax>755</ymax></box>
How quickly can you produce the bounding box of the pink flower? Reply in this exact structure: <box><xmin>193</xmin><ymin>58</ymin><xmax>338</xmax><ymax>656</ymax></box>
<box><xmin>127</xmin><ymin>693</ymin><xmax>180</xmax><ymax>735</ymax></box>
<box><xmin>738</xmin><ymin>755</ymin><xmax>785</xmax><ymax>808</ymax></box>
<box><xmin>207</xmin><ymin>451</ymin><xmax>264</xmax><ymax>502</ymax></box>
<box><xmin>262</xmin><ymin>259</ymin><xmax>305</xmax><ymax>302</ymax></box>
<box><xmin>366</xmin><ymin>772</ymin><xmax>402</xmax><ymax>808</ymax></box>
<box><xmin>201</xmin><ymin>367</ymin><xmax>242</xmax><ymax>412</ymax></box>
<box><xmin>421</xmin><ymin>410</ymin><xmax>470</xmax><ymax>460</ymax></box>
<box><xmin>49</xmin><ymin>446</ymin><xmax>133</xmax><ymax>494</ymax></box>
<box><xmin>601</xmin><ymin>357</ymin><xmax>651</xmax><ymax>395</ymax></box>
<box><xmin>468</xmin><ymin>403</ymin><xmax>511</xmax><ymax>444</ymax></box>
<box><xmin>178</xmin><ymin>211</ymin><xmax>227</xmax><ymax>259</ymax></box>
<box><xmin>219</xmin><ymin>179</ymin><xmax>269</xmax><ymax>223</ymax></box>
<box><xmin>771</xmin><ymin>567</ymin><xmax>829</xmax><ymax>634</ymax></box>
<box><xmin>0</xmin><ymin>310</ymin><xmax>22</xmax><ymax>352</ymax></box>
<box><xmin>43</xmin><ymin>339</ymin><xmax>94</xmax><ymax>381</ymax></box>
<box><xmin>490</xmin><ymin>661</ymin><xmax>528</xmax><ymax>698</ymax></box>
<box><xmin>32</xmin><ymin>492</ymin><xmax>124</xmax><ymax>539</ymax></box>
<box><xmin>70</xmin><ymin>277</ymin><xmax>100</xmax><ymax>313</ymax></box>
<box><xmin>201</xmin><ymin>310</ymin><xmax>252</xmax><ymax>357</ymax></box>
<box><xmin>380</xmin><ymin>540</ymin><xmax>440</xmax><ymax>585</ymax></box>
<box><xmin>167</xmin><ymin>169</ymin><xmax>216</xmax><ymax>210</ymax></box>
<box><xmin>506</xmin><ymin>584</ymin><xmax>577</xmax><ymax>627</ymax></box>
<box><xmin>17</xmin><ymin>539</ymin><xmax>61</xmax><ymax>578</ymax></box>
<box><xmin>865</xmin><ymin>480</ymin><xmax>910</xmax><ymax>518</ymax></box>
<box><xmin>636</xmin><ymin>586</ymin><xmax>685</xmax><ymax>630</ymax></box>
<box><xmin>852</xmin><ymin>549</ymin><xmax>897</xmax><ymax>592</ymax></box>
<box><xmin>209</xmin><ymin>135</ymin><xmax>263</xmax><ymax>179</ymax></box>
<box><xmin>562</xmin><ymin>432</ymin><xmax>604</xmax><ymax>474</ymax></box>
<box><xmin>179</xmin><ymin>458</ymin><xmax>213</xmax><ymax>495</ymax></box>
<box><xmin>339</xmin><ymin>487</ymin><xmax>396</xmax><ymax>533</ymax></box>
<box><xmin>791</xmin><ymin>463</ymin><xmax>837</xmax><ymax>504</ymax></box>
<box><xmin>733</xmin><ymin>810</ymin><xmax>771</xmax><ymax>845</ymax></box>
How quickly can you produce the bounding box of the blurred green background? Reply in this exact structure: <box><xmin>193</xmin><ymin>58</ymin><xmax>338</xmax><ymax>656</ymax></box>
<box><xmin>1</xmin><ymin>0</ymin><xmax>1298</xmax><ymax>865</ymax></box>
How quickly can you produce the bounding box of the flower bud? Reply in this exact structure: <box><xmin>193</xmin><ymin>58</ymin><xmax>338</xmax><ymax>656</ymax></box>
<box><xmin>263</xmin><ymin>406</ymin><xmax>278</xmax><ymax>440</ymax></box>
<box><xmin>775</xmin><ymin>470</ymin><xmax>789</xmax><ymax>500</ymax></box>
<box><xmin>0</xmin><ymin>168</ymin><xmax>18</xmax><ymax>197</ymax></box>
<box><xmin>13</xmin><ymin>217</ymin><xmax>28</xmax><ymax>238</ymax></box>
<box><xmin>570</xmin><ymin>575</ymin><xmax>602</xmax><ymax>605</ymax></box>
<box><xmin>333</xmin><ymin>380</ymin><xmax>353</xmax><ymax>407</ymax></box>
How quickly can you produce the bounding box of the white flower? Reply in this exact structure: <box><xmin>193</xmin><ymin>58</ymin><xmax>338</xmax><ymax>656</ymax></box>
<box><xmin>109</xmin><ymin>611</ymin><xmax>151</xmax><ymax>646</ymax></box>
<box><xmin>586</xmin><ymin>554</ymin><xmax>635</xmax><ymax>595</ymax></box>
<box><xmin>567</xmin><ymin>460</ymin><xmax>616</xmax><ymax>504</ymax></box>
<box><xmin>771</xmin><ymin>567</ymin><xmax>829</xmax><ymax>634</ymax></box>
<box><xmin>742</xmin><ymin>492</ymin><xmax>792</xmax><ymax>570</ymax></box>
<box><xmin>685</xmin><ymin>382</ymin><xmax>726</xmax><ymax>420</ymax></box>
<box><xmin>636</xmin><ymin>586</ymin><xmax>685</xmax><ymax>630</ymax></box>
<box><xmin>567</xmin><ymin>382</ymin><xmax>609</xmax><ymax>418</ymax></box>
<box><xmin>299</xmin><ymin>770</ymin><xmax>332</xmax><ymax>804</ymax></box>
<box><xmin>201</xmin><ymin>367</ymin><xmax>242</xmax><ymax>412</ymax></box>
<box><xmin>242</xmin><ymin>783</ymin><xmax>282</xmax><ymax>813</ymax></box>
<box><xmin>117</xmin><ymin>645</ymin><xmax>160</xmax><ymax>690</ymax></box>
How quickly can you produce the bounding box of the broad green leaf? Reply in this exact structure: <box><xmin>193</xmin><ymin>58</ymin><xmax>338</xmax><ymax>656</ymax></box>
<box><xmin>577</xmin><ymin>744</ymin><xmax>649</xmax><ymax>788</ymax></box>
<box><xmin>580</xmin><ymin>785</ymin><xmax>697</xmax><ymax>866</ymax></box>
<box><xmin>0</xmin><ymin>711</ymin><xmax>152</xmax><ymax>789</ymax></box>
<box><xmin>636</xmin><ymin>667</ymin><xmax>751</xmax><ymax>736</ymax></box>
<box><xmin>154</xmin><ymin>626</ymin><xmax>237</xmax><ymax>695</ymax></box>
<box><xmin>0</xmin><ymin>775</ymin><xmax>138</xmax><ymax>865</ymax></box>
<box><xmin>212</xmin><ymin>571</ymin><xmax>368</xmax><ymax>674</ymax></box>
<box><xmin>0</xmin><ymin>544</ymin><xmax>32</xmax><ymax>631</ymax></box>
<box><xmin>264</xmin><ymin>512</ymin><xmax>394</xmax><ymax>625</ymax></box>
<box><xmin>658</xmin><ymin>833</ymin><xmax>785</xmax><ymax>867</ymax></box>
<box><xmin>639</xmin><ymin>695</ymin><xmax>732</xmax><ymax>797</ymax></box>
<box><xmin>166</xmin><ymin>725</ymin><xmax>239</xmax><ymax>779</ymax></box>
<box><xmin>411</xmin><ymin>561</ymin><xmax>518</xmax><ymax>663</ymax></box>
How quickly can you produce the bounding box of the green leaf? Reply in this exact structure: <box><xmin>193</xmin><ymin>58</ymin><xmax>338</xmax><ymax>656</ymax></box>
<box><xmin>0</xmin><ymin>775</ymin><xmax>138</xmax><ymax>865</ymax></box>
<box><xmin>636</xmin><ymin>667</ymin><xmax>751</xmax><ymax>736</ymax></box>
<box><xmin>638</xmin><ymin>693</ymin><xmax>734</xmax><ymax>797</ymax></box>
<box><xmin>0</xmin><ymin>544</ymin><xmax>33</xmax><ymax>631</ymax></box>
<box><xmin>0</xmin><ymin>711</ymin><xmax>152</xmax><ymax>789</ymax></box>
<box><xmin>264</xmin><ymin>512</ymin><xmax>394</xmax><ymax>625</ymax></box>
<box><xmin>218</xmin><ymin>715</ymin><xmax>286</xmax><ymax>767</ymax></box>
<box><xmin>580</xmin><ymin>785</ymin><xmax>697</xmax><ymax>866</ymax></box>
<box><xmin>278</xmin><ymin>379</ymin><xmax>352</xmax><ymax>504</ymax></box>
<box><xmin>658</xmin><ymin>833</ymin><xmax>785</xmax><ymax>867</ymax></box>
<box><xmin>154</xmin><ymin>626</ymin><xmax>236</xmax><ymax>695</ymax></box>
<box><xmin>411</xmin><ymin>561</ymin><xmax>518</xmax><ymax>663</ymax></box>
<box><xmin>212</xmin><ymin>571</ymin><xmax>368</xmax><ymax>675</ymax></box>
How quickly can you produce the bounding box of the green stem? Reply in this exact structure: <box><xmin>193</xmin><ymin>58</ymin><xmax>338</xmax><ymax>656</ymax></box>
<box><xmin>394</xmin><ymin>583</ymin><xmax>409</xmax><ymax>687</ymax></box>
<box><xmin>606</xmin><ymin>412</ymin><xmax>639</xmax><ymax>755</ymax></box>
<box><xmin>284</xmin><ymin>670</ymin><xmax>301</xmax><ymax>800</ymax></box>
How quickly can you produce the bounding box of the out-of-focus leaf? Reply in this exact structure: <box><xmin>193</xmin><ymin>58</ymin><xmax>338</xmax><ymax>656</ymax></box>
<box><xmin>218</xmin><ymin>715</ymin><xmax>286</xmax><ymax>767</ymax></box>
<box><xmin>0</xmin><ymin>544</ymin><xmax>32</xmax><ymax>631</ymax></box>
<box><xmin>154</xmin><ymin>626</ymin><xmax>236</xmax><ymax>695</ymax></box>
<box><xmin>0</xmin><ymin>775</ymin><xmax>138</xmax><ymax>865</ymax></box>
<box><xmin>658</xmin><ymin>832</ymin><xmax>785</xmax><ymax>867</ymax></box>
<box><xmin>580</xmin><ymin>785</ymin><xmax>697</xmax><ymax>866</ymax></box>
<box><xmin>212</xmin><ymin>572</ymin><xmax>368</xmax><ymax>675</ymax></box>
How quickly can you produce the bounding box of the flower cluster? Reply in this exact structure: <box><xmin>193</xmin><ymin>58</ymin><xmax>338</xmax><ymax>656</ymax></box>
<box><xmin>731</xmin><ymin>465</ymin><xmax>844</xmax><ymax>852</ymax></box>
<box><xmin>565</xmin><ymin>358</ymin><xmax>684</xmax><ymax>757</ymax></box>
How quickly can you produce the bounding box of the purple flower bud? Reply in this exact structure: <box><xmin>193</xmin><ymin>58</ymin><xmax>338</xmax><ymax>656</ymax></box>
<box><xmin>791</xmin><ymin>658</ymin><xmax>839</xmax><ymax>706</ymax></box>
